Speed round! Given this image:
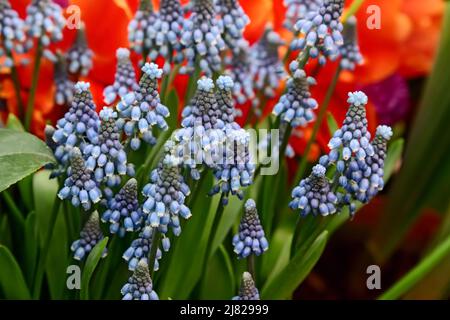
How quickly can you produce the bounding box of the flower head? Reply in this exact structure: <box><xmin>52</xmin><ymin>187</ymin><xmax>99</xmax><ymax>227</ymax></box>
<box><xmin>53</xmin><ymin>53</ymin><xmax>74</xmax><ymax>106</ymax></box>
<box><xmin>233</xmin><ymin>199</ymin><xmax>269</xmax><ymax>258</ymax></box>
<box><xmin>339</xmin><ymin>16</ymin><xmax>363</xmax><ymax>71</ymax></box>
<box><xmin>291</xmin><ymin>0</ymin><xmax>344</xmax><ymax>64</ymax></box>
<box><xmin>121</xmin><ymin>260</ymin><xmax>159</xmax><ymax>300</ymax></box>
<box><xmin>58</xmin><ymin>148</ymin><xmax>102</xmax><ymax>210</ymax></box>
<box><xmin>273</xmin><ymin>68</ymin><xmax>318</xmax><ymax>128</ymax></box>
<box><xmin>289</xmin><ymin>164</ymin><xmax>338</xmax><ymax>216</ymax></box>
<box><xmin>103</xmin><ymin>48</ymin><xmax>139</xmax><ymax>104</ymax></box>
<box><xmin>180</xmin><ymin>0</ymin><xmax>226</xmax><ymax>75</ymax></box>
<box><xmin>66</xmin><ymin>24</ymin><xmax>93</xmax><ymax>76</ymax></box>
<box><xmin>102</xmin><ymin>178</ymin><xmax>143</xmax><ymax>236</ymax></box>
<box><xmin>283</xmin><ymin>0</ymin><xmax>322</xmax><ymax>31</ymax></box>
<box><xmin>128</xmin><ymin>0</ymin><xmax>157</xmax><ymax>56</ymax></box>
<box><xmin>71</xmin><ymin>211</ymin><xmax>107</xmax><ymax>260</ymax></box>
<box><xmin>25</xmin><ymin>0</ymin><xmax>66</xmax><ymax>46</ymax></box>
<box><xmin>116</xmin><ymin>63</ymin><xmax>169</xmax><ymax>151</ymax></box>
<box><xmin>233</xmin><ymin>272</ymin><xmax>260</xmax><ymax>300</ymax></box>
<box><xmin>215</xmin><ymin>75</ymin><xmax>239</xmax><ymax>127</ymax></box>
<box><xmin>216</xmin><ymin>0</ymin><xmax>250</xmax><ymax>52</ymax></box>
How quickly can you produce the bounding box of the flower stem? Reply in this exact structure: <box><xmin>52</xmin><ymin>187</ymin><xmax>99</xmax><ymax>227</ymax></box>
<box><xmin>25</xmin><ymin>42</ymin><xmax>44</xmax><ymax>131</ymax></box>
<box><xmin>148</xmin><ymin>229</ymin><xmax>161</xmax><ymax>279</ymax></box>
<box><xmin>293</xmin><ymin>65</ymin><xmax>341</xmax><ymax>186</ymax></box>
<box><xmin>5</xmin><ymin>49</ymin><xmax>25</xmax><ymax>119</ymax></box>
<box><xmin>342</xmin><ymin>0</ymin><xmax>366</xmax><ymax>22</ymax></box>
<box><xmin>247</xmin><ymin>254</ymin><xmax>255</xmax><ymax>278</ymax></box>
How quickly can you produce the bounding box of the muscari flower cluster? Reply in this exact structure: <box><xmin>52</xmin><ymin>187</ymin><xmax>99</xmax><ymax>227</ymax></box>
<box><xmin>128</xmin><ymin>0</ymin><xmax>157</xmax><ymax>56</ymax></box>
<box><xmin>25</xmin><ymin>0</ymin><xmax>66</xmax><ymax>46</ymax></box>
<box><xmin>58</xmin><ymin>148</ymin><xmax>102</xmax><ymax>211</ymax></box>
<box><xmin>273</xmin><ymin>68</ymin><xmax>318</xmax><ymax>128</ymax></box>
<box><xmin>339</xmin><ymin>16</ymin><xmax>363</xmax><ymax>71</ymax></box>
<box><xmin>121</xmin><ymin>260</ymin><xmax>159</xmax><ymax>300</ymax></box>
<box><xmin>116</xmin><ymin>63</ymin><xmax>169</xmax><ymax>151</ymax></box>
<box><xmin>283</xmin><ymin>0</ymin><xmax>322</xmax><ymax>31</ymax></box>
<box><xmin>103</xmin><ymin>48</ymin><xmax>139</xmax><ymax>105</ymax></box>
<box><xmin>53</xmin><ymin>53</ymin><xmax>74</xmax><ymax>105</ymax></box>
<box><xmin>142</xmin><ymin>152</ymin><xmax>191</xmax><ymax>236</ymax></box>
<box><xmin>66</xmin><ymin>25</ymin><xmax>93</xmax><ymax>76</ymax></box>
<box><xmin>123</xmin><ymin>225</ymin><xmax>169</xmax><ymax>272</ymax></box>
<box><xmin>291</xmin><ymin>0</ymin><xmax>344</xmax><ymax>64</ymax></box>
<box><xmin>102</xmin><ymin>178</ymin><xmax>143</xmax><ymax>236</ymax></box>
<box><xmin>84</xmin><ymin>107</ymin><xmax>132</xmax><ymax>188</ymax></box>
<box><xmin>180</xmin><ymin>0</ymin><xmax>226</xmax><ymax>75</ymax></box>
<box><xmin>51</xmin><ymin>82</ymin><xmax>100</xmax><ymax>170</ymax></box>
<box><xmin>71</xmin><ymin>211</ymin><xmax>107</xmax><ymax>260</ymax></box>
<box><xmin>0</xmin><ymin>0</ymin><xmax>29</xmax><ymax>67</ymax></box>
<box><xmin>233</xmin><ymin>199</ymin><xmax>269</xmax><ymax>258</ymax></box>
<box><xmin>233</xmin><ymin>272</ymin><xmax>260</xmax><ymax>300</ymax></box>
<box><xmin>215</xmin><ymin>0</ymin><xmax>250</xmax><ymax>52</ymax></box>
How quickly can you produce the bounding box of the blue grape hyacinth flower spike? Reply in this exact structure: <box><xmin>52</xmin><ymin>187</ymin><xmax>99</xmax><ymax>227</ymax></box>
<box><xmin>233</xmin><ymin>272</ymin><xmax>260</xmax><ymax>300</ymax></box>
<box><xmin>121</xmin><ymin>260</ymin><xmax>159</xmax><ymax>300</ymax></box>
<box><xmin>71</xmin><ymin>211</ymin><xmax>107</xmax><ymax>260</ymax></box>
<box><xmin>339</xmin><ymin>16</ymin><xmax>363</xmax><ymax>71</ymax></box>
<box><xmin>66</xmin><ymin>24</ymin><xmax>93</xmax><ymax>76</ymax></box>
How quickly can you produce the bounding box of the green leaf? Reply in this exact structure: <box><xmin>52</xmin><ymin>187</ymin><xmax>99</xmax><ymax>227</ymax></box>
<box><xmin>18</xmin><ymin>175</ymin><xmax>34</xmax><ymax>212</ymax></box>
<box><xmin>0</xmin><ymin>216</ymin><xmax>12</xmax><ymax>252</ymax></box>
<box><xmin>326</xmin><ymin>112</ymin><xmax>339</xmax><ymax>136</ymax></box>
<box><xmin>80</xmin><ymin>236</ymin><xmax>109</xmax><ymax>300</ymax></box>
<box><xmin>6</xmin><ymin>114</ymin><xmax>25</xmax><ymax>131</ymax></box>
<box><xmin>261</xmin><ymin>231</ymin><xmax>328</xmax><ymax>299</ymax></box>
<box><xmin>166</xmin><ymin>89</ymin><xmax>179</xmax><ymax>129</ymax></box>
<box><xmin>200</xmin><ymin>245</ymin><xmax>235</xmax><ymax>299</ymax></box>
<box><xmin>0</xmin><ymin>245</ymin><xmax>31</xmax><ymax>299</ymax></box>
<box><xmin>383</xmin><ymin>138</ymin><xmax>404</xmax><ymax>183</ymax></box>
<box><xmin>0</xmin><ymin>129</ymin><xmax>55</xmax><ymax>193</ymax></box>
<box><xmin>24</xmin><ymin>212</ymin><xmax>38</xmax><ymax>285</ymax></box>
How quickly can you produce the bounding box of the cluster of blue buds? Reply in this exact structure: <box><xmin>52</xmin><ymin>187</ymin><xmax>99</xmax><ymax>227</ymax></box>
<box><xmin>128</xmin><ymin>0</ymin><xmax>157</xmax><ymax>56</ymax></box>
<box><xmin>142</xmin><ymin>153</ymin><xmax>191</xmax><ymax>236</ymax></box>
<box><xmin>180</xmin><ymin>0</ymin><xmax>226</xmax><ymax>75</ymax></box>
<box><xmin>273</xmin><ymin>68</ymin><xmax>318</xmax><ymax>128</ymax></box>
<box><xmin>123</xmin><ymin>225</ymin><xmax>169</xmax><ymax>272</ymax></box>
<box><xmin>225</xmin><ymin>40</ymin><xmax>255</xmax><ymax>105</ymax></box>
<box><xmin>147</xmin><ymin>0</ymin><xmax>185</xmax><ymax>72</ymax></box>
<box><xmin>233</xmin><ymin>199</ymin><xmax>269</xmax><ymax>258</ymax></box>
<box><xmin>53</xmin><ymin>53</ymin><xmax>74</xmax><ymax>105</ymax></box>
<box><xmin>116</xmin><ymin>63</ymin><xmax>169</xmax><ymax>151</ymax></box>
<box><xmin>0</xmin><ymin>0</ymin><xmax>29</xmax><ymax>67</ymax></box>
<box><xmin>58</xmin><ymin>148</ymin><xmax>102</xmax><ymax>210</ymax></box>
<box><xmin>84</xmin><ymin>107</ymin><xmax>132</xmax><ymax>188</ymax></box>
<box><xmin>250</xmin><ymin>25</ymin><xmax>286</xmax><ymax>99</ymax></box>
<box><xmin>233</xmin><ymin>272</ymin><xmax>260</xmax><ymax>300</ymax></box>
<box><xmin>215</xmin><ymin>0</ymin><xmax>250</xmax><ymax>52</ymax></box>
<box><xmin>71</xmin><ymin>211</ymin><xmax>107</xmax><ymax>260</ymax></box>
<box><xmin>215</xmin><ymin>75</ymin><xmax>239</xmax><ymax>126</ymax></box>
<box><xmin>339</xmin><ymin>16</ymin><xmax>363</xmax><ymax>71</ymax></box>
<box><xmin>102</xmin><ymin>178</ymin><xmax>143</xmax><ymax>236</ymax></box>
<box><xmin>291</xmin><ymin>0</ymin><xmax>344</xmax><ymax>64</ymax></box>
<box><xmin>283</xmin><ymin>0</ymin><xmax>322</xmax><ymax>31</ymax></box>
<box><xmin>103</xmin><ymin>48</ymin><xmax>139</xmax><ymax>105</ymax></box>
<box><xmin>66</xmin><ymin>25</ymin><xmax>93</xmax><ymax>76</ymax></box>
<box><xmin>51</xmin><ymin>82</ymin><xmax>100</xmax><ymax>168</ymax></box>
<box><xmin>25</xmin><ymin>0</ymin><xmax>66</xmax><ymax>46</ymax></box>
<box><xmin>121</xmin><ymin>260</ymin><xmax>159</xmax><ymax>300</ymax></box>
<box><xmin>289</xmin><ymin>164</ymin><xmax>338</xmax><ymax>216</ymax></box>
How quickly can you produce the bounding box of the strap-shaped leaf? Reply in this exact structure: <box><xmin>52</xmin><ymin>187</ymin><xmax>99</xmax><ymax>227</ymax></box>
<box><xmin>80</xmin><ymin>237</ymin><xmax>109</xmax><ymax>300</ymax></box>
<box><xmin>0</xmin><ymin>245</ymin><xmax>31</xmax><ymax>299</ymax></box>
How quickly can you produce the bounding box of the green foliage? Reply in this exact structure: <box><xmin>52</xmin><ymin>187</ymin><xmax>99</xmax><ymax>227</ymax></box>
<box><xmin>80</xmin><ymin>237</ymin><xmax>109</xmax><ymax>300</ymax></box>
<box><xmin>0</xmin><ymin>245</ymin><xmax>31</xmax><ymax>299</ymax></box>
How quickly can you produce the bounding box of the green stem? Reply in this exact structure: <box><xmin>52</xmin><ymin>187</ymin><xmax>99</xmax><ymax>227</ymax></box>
<box><xmin>294</xmin><ymin>65</ymin><xmax>341</xmax><ymax>186</ymax></box>
<box><xmin>25</xmin><ymin>42</ymin><xmax>43</xmax><ymax>131</ymax></box>
<box><xmin>5</xmin><ymin>49</ymin><xmax>25</xmax><ymax>119</ymax></box>
<box><xmin>204</xmin><ymin>194</ymin><xmax>225</xmax><ymax>263</ymax></box>
<box><xmin>378</xmin><ymin>233</ymin><xmax>450</xmax><ymax>300</ymax></box>
<box><xmin>148</xmin><ymin>230</ymin><xmax>161</xmax><ymax>279</ymax></box>
<box><xmin>2</xmin><ymin>190</ymin><xmax>25</xmax><ymax>228</ymax></box>
<box><xmin>31</xmin><ymin>196</ymin><xmax>61</xmax><ymax>299</ymax></box>
<box><xmin>247</xmin><ymin>254</ymin><xmax>255</xmax><ymax>278</ymax></box>
<box><xmin>62</xmin><ymin>200</ymin><xmax>75</xmax><ymax>241</ymax></box>
<box><xmin>343</xmin><ymin>0</ymin><xmax>366</xmax><ymax>22</ymax></box>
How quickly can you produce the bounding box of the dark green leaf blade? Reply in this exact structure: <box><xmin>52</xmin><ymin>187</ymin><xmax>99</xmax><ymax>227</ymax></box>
<box><xmin>80</xmin><ymin>236</ymin><xmax>109</xmax><ymax>300</ymax></box>
<box><xmin>0</xmin><ymin>245</ymin><xmax>31</xmax><ymax>299</ymax></box>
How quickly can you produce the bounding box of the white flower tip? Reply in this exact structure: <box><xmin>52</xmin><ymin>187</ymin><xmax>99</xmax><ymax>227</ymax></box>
<box><xmin>347</xmin><ymin>91</ymin><xmax>368</xmax><ymax>107</ymax></box>
<box><xmin>197</xmin><ymin>77</ymin><xmax>214</xmax><ymax>91</ymax></box>
<box><xmin>376</xmin><ymin>125</ymin><xmax>393</xmax><ymax>140</ymax></box>
<box><xmin>116</xmin><ymin>47</ymin><xmax>130</xmax><ymax>59</ymax></box>
<box><xmin>216</xmin><ymin>75</ymin><xmax>234</xmax><ymax>90</ymax></box>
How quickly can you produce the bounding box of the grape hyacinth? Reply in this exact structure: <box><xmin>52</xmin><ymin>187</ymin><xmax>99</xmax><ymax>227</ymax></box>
<box><xmin>289</xmin><ymin>164</ymin><xmax>338</xmax><ymax>216</ymax></box>
<box><xmin>215</xmin><ymin>75</ymin><xmax>239</xmax><ymax>127</ymax></box>
<box><xmin>71</xmin><ymin>211</ymin><xmax>107</xmax><ymax>260</ymax></box>
<box><xmin>128</xmin><ymin>0</ymin><xmax>156</xmax><ymax>56</ymax></box>
<box><xmin>84</xmin><ymin>107</ymin><xmax>131</xmax><ymax>188</ymax></box>
<box><xmin>103</xmin><ymin>48</ymin><xmax>139</xmax><ymax>105</ymax></box>
<box><xmin>339</xmin><ymin>16</ymin><xmax>363</xmax><ymax>71</ymax></box>
<box><xmin>121</xmin><ymin>260</ymin><xmax>159</xmax><ymax>300</ymax></box>
<box><xmin>116</xmin><ymin>63</ymin><xmax>169</xmax><ymax>151</ymax></box>
<box><xmin>232</xmin><ymin>199</ymin><xmax>269</xmax><ymax>258</ymax></box>
<box><xmin>272</xmin><ymin>68</ymin><xmax>318</xmax><ymax>128</ymax></box>
<box><xmin>123</xmin><ymin>225</ymin><xmax>167</xmax><ymax>272</ymax></box>
<box><xmin>283</xmin><ymin>0</ymin><xmax>322</xmax><ymax>31</ymax></box>
<box><xmin>25</xmin><ymin>0</ymin><xmax>66</xmax><ymax>46</ymax></box>
<box><xmin>52</xmin><ymin>82</ymin><xmax>99</xmax><ymax>167</ymax></box>
<box><xmin>291</xmin><ymin>0</ymin><xmax>344</xmax><ymax>64</ymax></box>
<box><xmin>147</xmin><ymin>0</ymin><xmax>185</xmax><ymax>72</ymax></box>
<box><xmin>233</xmin><ymin>272</ymin><xmax>260</xmax><ymax>300</ymax></box>
<box><xmin>215</xmin><ymin>0</ymin><xmax>250</xmax><ymax>52</ymax></box>
<box><xmin>0</xmin><ymin>0</ymin><xmax>28</xmax><ymax>67</ymax></box>
<box><xmin>53</xmin><ymin>53</ymin><xmax>74</xmax><ymax>105</ymax></box>
<box><xmin>58</xmin><ymin>148</ymin><xmax>102</xmax><ymax>210</ymax></box>
<box><xmin>250</xmin><ymin>25</ymin><xmax>286</xmax><ymax>99</ymax></box>
<box><xmin>66</xmin><ymin>24</ymin><xmax>93</xmax><ymax>76</ymax></box>
<box><xmin>102</xmin><ymin>178</ymin><xmax>143</xmax><ymax>236</ymax></box>
<box><xmin>142</xmin><ymin>153</ymin><xmax>191</xmax><ymax>236</ymax></box>
<box><xmin>179</xmin><ymin>0</ymin><xmax>226</xmax><ymax>75</ymax></box>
